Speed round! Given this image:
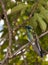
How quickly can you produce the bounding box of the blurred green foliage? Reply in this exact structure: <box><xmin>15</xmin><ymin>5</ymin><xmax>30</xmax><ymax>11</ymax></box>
<box><xmin>0</xmin><ymin>0</ymin><xmax>48</xmax><ymax>65</ymax></box>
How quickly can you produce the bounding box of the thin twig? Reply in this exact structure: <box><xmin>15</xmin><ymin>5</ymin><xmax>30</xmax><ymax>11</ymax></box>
<box><xmin>39</xmin><ymin>31</ymin><xmax>48</xmax><ymax>38</ymax></box>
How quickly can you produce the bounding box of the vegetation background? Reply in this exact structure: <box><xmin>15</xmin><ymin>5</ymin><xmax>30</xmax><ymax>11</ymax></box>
<box><xmin>0</xmin><ymin>0</ymin><xmax>48</xmax><ymax>65</ymax></box>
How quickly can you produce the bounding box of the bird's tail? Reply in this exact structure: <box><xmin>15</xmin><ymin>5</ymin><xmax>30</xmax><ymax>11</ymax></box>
<box><xmin>40</xmin><ymin>48</ymin><xmax>48</xmax><ymax>57</ymax></box>
<box><xmin>40</xmin><ymin>48</ymin><xmax>44</xmax><ymax>57</ymax></box>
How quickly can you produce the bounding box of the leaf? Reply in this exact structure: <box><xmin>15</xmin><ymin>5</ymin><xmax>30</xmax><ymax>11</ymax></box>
<box><xmin>36</xmin><ymin>13</ymin><xmax>47</xmax><ymax>32</ymax></box>
<box><xmin>38</xmin><ymin>4</ymin><xmax>48</xmax><ymax>23</ymax></box>
<box><xmin>39</xmin><ymin>13</ymin><xmax>48</xmax><ymax>24</ymax></box>
<box><xmin>11</xmin><ymin>3</ymin><xmax>28</xmax><ymax>14</ymax></box>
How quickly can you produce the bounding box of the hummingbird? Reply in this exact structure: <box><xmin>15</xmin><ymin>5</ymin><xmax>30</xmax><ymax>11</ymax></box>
<box><xmin>25</xmin><ymin>25</ymin><xmax>44</xmax><ymax>57</ymax></box>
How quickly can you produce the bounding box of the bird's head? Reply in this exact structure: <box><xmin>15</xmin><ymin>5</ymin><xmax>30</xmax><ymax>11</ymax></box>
<box><xmin>25</xmin><ymin>25</ymin><xmax>33</xmax><ymax>32</ymax></box>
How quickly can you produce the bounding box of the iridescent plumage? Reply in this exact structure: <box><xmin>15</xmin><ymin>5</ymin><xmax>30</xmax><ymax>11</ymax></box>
<box><xmin>25</xmin><ymin>26</ymin><xmax>43</xmax><ymax>57</ymax></box>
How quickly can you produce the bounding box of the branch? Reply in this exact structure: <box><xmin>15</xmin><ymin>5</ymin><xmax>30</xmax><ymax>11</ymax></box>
<box><xmin>39</xmin><ymin>30</ymin><xmax>48</xmax><ymax>38</ymax></box>
<box><xmin>0</xmin><ymin>0</ymin><xmax>12</xmax><ymax>55</ymax></box>
<box><xmin>0</xmin><ymin>0</ymin><xmax>12</xmax><ymax>65</ymax></box>
<box><xmin>0</xmin><ymin>53</ymin><xmax>9</xmax><ymax>65</ymax></box>
<box><xmin>10</xmin><ymin>42</ymin><xmax>30</xmax><ymax>58</ymax></box>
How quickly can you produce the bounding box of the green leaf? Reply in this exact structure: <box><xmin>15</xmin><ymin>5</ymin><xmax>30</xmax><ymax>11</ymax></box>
<box><xmin>36</xmin><ymin>13</ymin><xmax>47</xmax><ymax>32</ymax></box>
<box><xmin>11</xmin><ymin>3</ymin><xmax>28</xmax><ymax>14</ymax></box>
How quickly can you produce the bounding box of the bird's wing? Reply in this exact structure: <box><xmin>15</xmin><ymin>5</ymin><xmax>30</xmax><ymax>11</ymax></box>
<box><xmin>31</xmin><ymin>41</ymin><xmax>41</xmax><ymax>56</ymax></box>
